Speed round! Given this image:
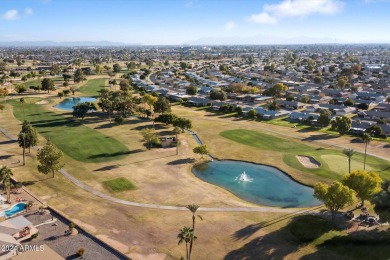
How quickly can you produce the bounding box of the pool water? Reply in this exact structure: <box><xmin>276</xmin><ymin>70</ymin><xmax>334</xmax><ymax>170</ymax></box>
<box><xmin>55</xmin><ymin>97</ymin><xmax>97</xmax><ymax>110</ymax></box>
<box><xmin>0</xmin><ymin>203</ymin><xmax>27</xmax><ymax>217</ymax></box>
<box><xmin>192</xmin><ymin>160</ymin><xmax>321</xmax><ymax>208</ymax></box>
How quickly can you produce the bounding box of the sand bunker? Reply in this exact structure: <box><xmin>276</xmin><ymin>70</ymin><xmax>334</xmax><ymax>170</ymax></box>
<box><xmin>35</xmin><ymin>100</ymin><xmax>49</xmax><ymax>105</ymax></box>
<box><xmin>296</xmin><ymin>155</ymin><xmax>321</xmax><ymax>168</ymax></box>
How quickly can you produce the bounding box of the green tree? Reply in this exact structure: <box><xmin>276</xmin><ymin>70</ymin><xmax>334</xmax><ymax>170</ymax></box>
<box><xmin>113</xmin><ymin>63</ymin><xmax>121</xmax><ymax>73</ymax></box>
<box><xmin>263</xmin><ymin>83</ymin><xmax>288</xmax><ymax>97</ymax></box>
<box><xmin>14</xmin><ymin>84</ymin><xmax>27</xmax><ymax>94</ymax></box>
<box><xmin>72</xmin><ymin>102</ymin><xmax>96</xmax><ymax>120</ymax></box>
<box><xmin>247</xmin><ymin>109</ymin><xmax>257</xmax><ymax>119</ymax></box>
<box><xmin>18</xmin><ymin>120</ymin><xmax>38</xmax><ymax>154</ymax></box>
<box><xmin>193</xmin><ymin>145</ymin><xmax>209</xmax><ymax>159</ymax></box>
<box><xmin>300</xmin><ymin>96</ymin><xmax>310</xmax><ymax>103</ymax></box>
<box><xmin>143</xmin><ymin>94</ymin><xmax>158</xmax><ymax>112</ymax></box>
<box><xmin>153</xmin><ymin>96</ymin><xmax>171</xmax><ymax>114</ymax></box>
<box><xmin>210</xmin><ymin>89</ymin><xmax>227</xmax><ymax>101</ymax></box>
<box><xmin>268</xmin><ymin>99</ymin><xmax>280</xmax><ymax>111</ymax></box>
<box><xmin>119</xmin><ymin>79</ymin><xmax>131</xmax><ymax>92</ymax></box>
<box><xmin>141</xmin><ymin>128</ymin><xmax>160</xmax><ymax>149</ymax></box>
<box><xmin>37</xmin><ymin>139</ymin><xmax>64</xmax><ymax>178</ymax></box>
<box><xmin>70</xmin><ymin>86</ymin><xmax>79</xmax><ymax>95</ymax></box>
<box><xmin>342</xmin><ymin>148</ymin><xmax>356</xmax><ymax>173</ymax></box>
<box><xmin>371</xmin><ymin>180</ymin><xmax>390</xmax><ymax>208</ymax></box>
<box><xmin>0</xmin><ymin>166</ymin><xmax>13</xmax><ymax>203</ymax></box>
<box><xmin>314</xmin><ymin>181</ymin><xmax>356</xmax><ymax>222</ymax></box>
<box><xmin>361</xmin><ymin>133</ymin><xmax>372</xmax><ymax>170</ymax></box>
<box><xmin>342</xmin><ymin>170</ymin><xmax>382</xmax><ymax>206</ymax></box>
<box><xmin>73</xmin><ymin>69</ymin><xmax>85</xmax><ymax>85</ymax></box>
<box><xmin>154</xmin><ymin>113</ymin><xmax>178</xmax><ymax>125</ymax></box>
<box><xmin>41</xmin><ymin>78</ymin><xmax>55</xmax><ymax>93</ymax></box>
<box><xmin>177</xmin><ymin>226</ymin><xmax>196</xmax><ymax>260</ymax></box>
<box><xmin>173</xmin><ymin>117</ymin><xmax>192</xmax><ymax>132</ymax></box>
<box><xmin>317</xmin><ymin>109</ymin><xmax>332</xmax><ymax>127</ymax></box>
<box><xmin>95</xmin><ymin>64</ymin><xmax>103</xmax><ymax>74</ymax></box>
<box><xmin>344</xmin><ymin>98</ymin><xmax>355</xmax><ymax>106</ymax></box>
<box><xmin>366</xmin><ymin>125</ymin><xmax>383</xmax><ymax>138</ymax></box>
<box><xmin>331</xmin><ymin>116</ymin><xmax>351</xmax><ymax>135</ymax></box>
<box><xmin>186</xmin><ymin>86</ymin><xmax>198</xmax><ymax>95</ymax></box>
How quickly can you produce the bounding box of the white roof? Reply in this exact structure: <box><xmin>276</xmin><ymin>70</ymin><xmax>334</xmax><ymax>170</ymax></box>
<box><xmin>0</xmin><ymin>216</ymin><xmax>33</xmax><ymax>229</ymax></box>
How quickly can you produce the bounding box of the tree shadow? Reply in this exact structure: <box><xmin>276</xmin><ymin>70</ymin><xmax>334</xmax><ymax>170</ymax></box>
<box><xmin>131</xmin><ymin>125</ymin><xmax>156</xmax><ymax>131</ymax></box>
<box><xmin>225</xmin><ymin>214</ymin><xmax>337</xmax><ymax>260</ymax></box>
<box><xmin>351</xmin><ymin>138</ymin><xmax>364</xmax><ymax>143</ymax></box>
<box><xmin>297</xmin><ymin>126</ymin><xmax>318</xmax><ymax>133</ymax></box>
<box><xmin>0</xmin><ymin>155</ymin><xmax>14</xmax><ymax>160</ymax></box>
<box><xmin>167</xmin><ymin>158</ymin><xmax>196</xmax><ymax>165</ymax></box>
<box><xmin>65</xmin><ymin>254</ymin><xmax>82</xmax><ymax>260</ymax></box>
<box><xmin>0</xmin><ymin>140</ymin><xmax>17</xmax><ymax>145</ymax></box>
<box><xmin>94</xmin><ymin>165</ymin><xmax>120</xmax><ymax>172</ymax></box>
<box><xmin>302</xmin><ymin>228</ymin><xmax>390</xmax><ymax>260</ymax></box>
<box><xmin>87</xmin><ymin>151</ymin><xmax>132</xmax><ymax>159</ymax></box>
<box><xmin>302</xmin><ymin>133</ymin><xmax>338</xmax><ymax>142</ymax></box>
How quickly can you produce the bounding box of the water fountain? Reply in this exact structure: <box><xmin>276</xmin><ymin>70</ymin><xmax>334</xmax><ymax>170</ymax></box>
<box><xmin>236</xmin><ymin>171</ymin><xmax>253</xmax><ymax>183</ymax></box>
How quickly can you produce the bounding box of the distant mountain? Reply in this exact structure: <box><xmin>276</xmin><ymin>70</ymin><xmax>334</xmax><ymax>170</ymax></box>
<box><xmin>184</xmin><ymin>35</ymin><xmax>345</xmax><ymax>45</ymax></box>
<box><xmin>0</xmin><ymin>41</ymin><xmax>142</xmax><ymax>47</ymax></box>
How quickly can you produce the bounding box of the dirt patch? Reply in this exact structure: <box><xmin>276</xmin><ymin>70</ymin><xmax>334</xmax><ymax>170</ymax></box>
<box><xmin>72</xmin><ymin>218</ymin><xmax>97</xmax><ymax>233</ymax></box>
<box><xmin>35</xmin><ymin>100</ymin><xmax>49</xmax><ymax>105</ymax></box>
<box><xmin>296</xmin><ymin>155</ymin><xmax>320</xmax><ymax>168</ymax></box>
<box><xmin>128</xmin><ymin>253</ymin><xmax>167</xmax><ymax>260</ymax></box>
<box><xmin>96</xmin><ymin>234</ymin><xmax>129</xmax><ymax>252</ymax></box>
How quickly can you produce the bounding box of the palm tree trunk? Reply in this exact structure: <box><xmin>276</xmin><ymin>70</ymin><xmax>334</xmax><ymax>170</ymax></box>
<box><xmin>189</xmin><ymin>215</ymin><xmax>195</xmax><ymax>260</ymax></box>
<box><xmin>348</xmin><ymin>158</ymin><xmax>351</xmax><ymax>173</ymax></box>
<box><xmin>52</xmin><ymin>169</ymin><xmax>55</xmax><ymax>178</ymax></box>
<box><xmin>22</xmin><ymin>146</ymin><xmax>25</xmax><ymax>166</ymax></box>
<box><xmin>6</xmin><ymin>186</ymin><xmax>10</xmax><ymax>203</ymax></box>
<box><xmin>186</xmin><ymin>242</ymin><xmax>189</xmax><ymax>260</ymax></box>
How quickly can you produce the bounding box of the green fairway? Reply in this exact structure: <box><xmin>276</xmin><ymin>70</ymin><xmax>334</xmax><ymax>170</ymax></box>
<box><xmin>79</xmin><ymin>78</ymin><xmax>107</xmax><ymax>96</ymax></box>
<box><xmin>220</xmin><ymin>129</ymin><xmax>390</xmax><ymax>180</ymax></box>
<box><xmin>103</xmin><ymin>177</ymin><xmax>136</xmax><ymax>192</ymax></box>
<box><xmin>10</xmin><ymin>99</ymin><xmax>130</xmax><ymax>163</ymax></box>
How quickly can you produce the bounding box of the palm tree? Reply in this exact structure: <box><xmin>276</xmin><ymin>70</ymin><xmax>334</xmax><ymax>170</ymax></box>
<box><xmin>361</xmin><ymin>133</ymin><xmax>372</xmax><ymax>170</ymax></box>
<box><xmin>177</xmin><ymin>226</ymin><xmax>196</xmax><ymax>260</ymax></box>
<box><xmin>342</xmin><ymin>148</ymin><xmax>356</xmax><ymax>173</ymax></box>
<box><xmin>386</xmin><ymin>96</ymin><xmax>390</xmax><ymax>112</ymax></box>
<box><xmin>18</xmin><ymin>132</ymin><xmax>26</xmax><ymax>166</ymax></box>
<box><xmin>0</xmin><ymin>166</ymin><xmax>13</xmax><ymax>203</ymax></box>
<box><xmin>186</xmin><ymin>204</ymin><xmax>202</xmax><ymax>260</ymax></box>
<box><xmin>19</xmin><ymin>98</ymin><xmax>25</xmax><ymax>120</ymax></box>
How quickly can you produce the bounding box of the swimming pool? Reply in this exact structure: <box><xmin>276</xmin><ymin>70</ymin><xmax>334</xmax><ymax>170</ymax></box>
<box><xmin>0</xmin><ymin>203</ymin><xmax>27</xmax><ymax>218</ymax></box>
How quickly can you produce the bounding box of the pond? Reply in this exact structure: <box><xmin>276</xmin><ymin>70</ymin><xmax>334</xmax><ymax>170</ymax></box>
<box><xmin>192</xmin><ymin>160</ymin><xmax>321</xmax><ymax>208</ymax></box>
<box><xmin>55</xmin><ymin>97</ymin><xmax>97</xmax><ymax>110</ymax></box>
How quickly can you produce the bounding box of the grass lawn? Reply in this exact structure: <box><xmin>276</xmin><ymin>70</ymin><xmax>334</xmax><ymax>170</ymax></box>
<box><xmin>10</xmin><ymin>98</ymin><xmax>129</xmax><ymax>163</ymax></box>
<box><xmin>220</xmin><ymin>129</ymin><xmax>390</xmax><ymax>180</ymax></box>
<box><xmin>79</xmin><ymin>78</ymin><xmax>107</xmax><ymax>96</ymax></box>
<box><xmin>103</xmin><ymin>177</ymin><xmax>136</xmax><ymax>192</ymax></box>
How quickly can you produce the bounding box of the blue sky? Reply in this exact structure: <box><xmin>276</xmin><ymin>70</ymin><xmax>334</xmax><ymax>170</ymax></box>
<box><xmin>1</xmin><ymin>0</ymin><xmax>390</xmax><ymax>44</ymax></box>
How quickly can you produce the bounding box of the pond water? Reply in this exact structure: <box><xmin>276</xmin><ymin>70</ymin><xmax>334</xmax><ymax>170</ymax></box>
<box><xmin>192</xmin><ymin>160</ymin><xmax>321</xmax><ymax>208</ymax></box>
<box><xmin>55</xmin><ymin>97</ymin><xmax>96</xmax><ymax>110</ymax></box>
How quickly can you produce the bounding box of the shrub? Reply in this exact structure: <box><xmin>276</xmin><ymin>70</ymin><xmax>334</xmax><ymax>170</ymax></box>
<box><xmin>69</xmin><ymin>223</ymin><xmax>75</xmax><ymax>231</ymax></box>
<box><xmin>31</xmin><ymin>233</ymin><xmax>38</xmax><ymax>239</ymax></box>
<box><xmin>77</xmin><ymin>248</ymin><xmax>85</xmax><ymax>256</ymax></box>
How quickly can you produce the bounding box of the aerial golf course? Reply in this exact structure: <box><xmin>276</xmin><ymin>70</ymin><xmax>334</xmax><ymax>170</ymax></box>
<box><xmin>1</xmin><ymin>77</ymin><xmax>389</xmax><ymax>259</ymax></box>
